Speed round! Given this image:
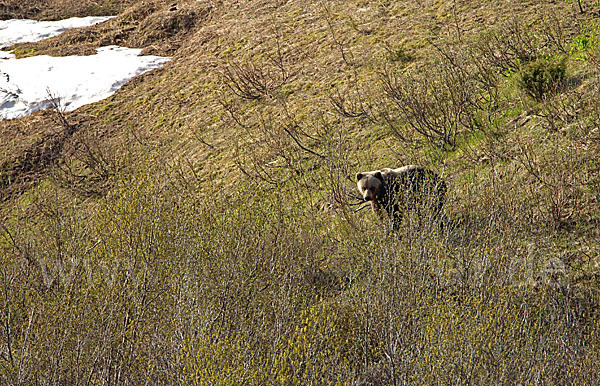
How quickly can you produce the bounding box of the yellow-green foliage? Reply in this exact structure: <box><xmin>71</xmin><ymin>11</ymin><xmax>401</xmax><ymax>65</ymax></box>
<box><xmin>270</xmin><ymin>303</ymin><xmax>351</xmax><ymax>385</ymax></box>
<box><xmin>179</xmin><ymin>330</ymin><xmax>260</xmax><ymax>385</ymax></box>
<box><xmin>2</xmin><ymin>0</ymin><xmax>600</xmax><ymax>384</ymax></box>
<box><xmin>1</xmin><ymin>155</ymin><xmax>600</xmax><ymax>384</ymax></box>
<box><xmin>179</xmin><ymin>303</ymin><xmax>352</xmax><ymax>385</ymax></box>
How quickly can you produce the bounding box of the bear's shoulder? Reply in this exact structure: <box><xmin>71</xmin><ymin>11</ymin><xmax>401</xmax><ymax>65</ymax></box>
<box><xmin>379</xmin><ymin>167</ymin><xmax>394</xmax><ymax>175</ymax></box>
<box><xmin>390</xmin><ymin>165</ymin><xmax>421</xmax><ymax>175</ymax></box>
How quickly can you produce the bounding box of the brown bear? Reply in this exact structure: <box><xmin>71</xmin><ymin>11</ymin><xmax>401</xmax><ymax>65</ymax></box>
<box><xmin>356</xmin><ymin>165</ymin><xmax>446</xmax><ymax>229</ymax></box>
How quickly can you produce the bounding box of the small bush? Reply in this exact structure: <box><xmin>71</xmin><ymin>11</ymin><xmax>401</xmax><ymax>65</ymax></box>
<box><xmin>570</xmin><ymin>33</ymin><xmax>596</xmax><ymax>59</ymax></box>
<box><xmin>519</xmin><ymin>57</ymin><xmax>567</xmax><ymax>100</ymax></box>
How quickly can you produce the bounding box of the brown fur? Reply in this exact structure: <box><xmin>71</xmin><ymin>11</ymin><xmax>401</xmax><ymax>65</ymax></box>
<box><xmin>356</xmin><ymin>165</ymin><xmax>446</xmax><ymax>229</ymax></box>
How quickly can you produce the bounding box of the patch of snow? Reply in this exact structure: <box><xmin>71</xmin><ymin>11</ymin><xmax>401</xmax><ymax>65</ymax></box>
<box><xmin>0</xmin><ymin>17</ymin><xmax>171</xmax><ymax>120</ymax></box>
<box><xmin>1</xmin><ymin>46</ymin><xmax>171</xmax><ymax>120</ymax></box>
<box><xmin>0</xmin><ymin>50</ymin><xmax>14</xmax><ymax>60</ymax></box>
<box><xmin>0</xmin><ymin>16</ymin><xmax>114</xmax><ymax>49</ymax></box>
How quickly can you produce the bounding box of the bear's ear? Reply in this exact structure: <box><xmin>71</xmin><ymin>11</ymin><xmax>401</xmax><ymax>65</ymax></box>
<box><xmin>356</xmin><ymin>172</ymin><xmax>364</xmax><ymax>182</ymax></box>
<box><xmin>374</xmin><ymin>171</ymin><xmax>383</xmax><ymax>181</ymax></box>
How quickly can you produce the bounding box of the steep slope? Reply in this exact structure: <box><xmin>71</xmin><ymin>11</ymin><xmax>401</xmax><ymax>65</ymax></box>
<box><xmin>0</xmin><ymin>0</ymin><xmax>599</xmax><ymax>383</ymax></box>
<box><xmin>0</xmin><ymin>0</ymin><xmax>137</xmax><ymax>20</ymax></box>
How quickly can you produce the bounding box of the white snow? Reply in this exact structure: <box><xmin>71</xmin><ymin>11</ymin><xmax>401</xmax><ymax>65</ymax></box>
<box><xmin>1</xmin><ymin>46</ymin><xmax>171</xmax><ymax>119</ymax></box>
<box><xmin>0</xmin><ymin>17</ymin><xmax>171</xmax><ymax>120</ymax></box>
<box><xmin>0</xmin><ymin>16</ymin><xmax>113</xmax><ymax>49</ymax></box>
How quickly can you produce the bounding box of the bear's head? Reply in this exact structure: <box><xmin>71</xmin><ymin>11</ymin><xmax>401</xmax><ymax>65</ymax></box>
<box><xmin>356</xmin><ymin>171</ymin><xmax>384</xmax><ymax>202</ymax></box>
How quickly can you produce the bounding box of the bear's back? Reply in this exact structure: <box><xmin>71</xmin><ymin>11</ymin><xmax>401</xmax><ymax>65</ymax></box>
<box><xmin>390</xmin><ymin>164</ymin><xmax>421</xmax><ymax>175</ymax></box>
<box><xmin>386</xmin><ymin>165</ymin><xmax>445</xmax><ymax>198</ymax></box>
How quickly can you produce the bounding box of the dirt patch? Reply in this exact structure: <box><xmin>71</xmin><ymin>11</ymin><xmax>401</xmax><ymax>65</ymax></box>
<box><xmin>136</xmin><ymin>4</ymin><xmax>206</xmax><ymax>55</ymax></box>
<box><xmin>0</xmin><ymin>0</ymin><xmax>137</xmax><ymax>20</ymax></box>
<box><xmin>6</xmin><ymin>0</ymin><xmax>213</xmax><ymax>57</ymax></box>
<box><xmin>0</xmin><ymin>103</ymin><xmax>123</xmax><ymax>201</ymax></box>
<box><xmin>0</xmin><ymin>109</ymin><xmax>74</xmax><ymax>200</ymax></box>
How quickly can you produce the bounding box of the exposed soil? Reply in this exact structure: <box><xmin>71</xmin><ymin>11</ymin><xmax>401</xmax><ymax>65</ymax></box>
<box><xmin>0</xmin><ymin>110</ymin><xmax>75</xmax><ymax>199</ymax></box>
<box><xmin>0</xmin><ymin>0</ymin><xmax>136</xmax><ymax>20</ymax></box>
<box><xmin>6</xmin><ymin>0</ymin><xmax>213</xmax><ymax>57</ymax></box>
<box><xmin>0</xmin><ymin>0</ymin><xmax>587</xmax><ymax>205</ymax></box>
<box><xmin>0</xmin><ymin>0</ymin><xmax>214</xmax><ymax>201</ymax></box>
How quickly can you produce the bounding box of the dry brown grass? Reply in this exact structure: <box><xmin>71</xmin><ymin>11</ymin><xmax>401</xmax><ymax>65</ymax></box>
<box><xmin>0</xmin><ymin>0</ymin><xmax>581</xmax><ymax>198</ymax></box>
<box><xmin>7</xmin><ymin>0</ymin><xmax>212</xmax><ymax>57</ymax></box>
<box><xmin>0</xmin><ymin>0</ymin><xmax>136</xmax><ymax>20</ymax></box>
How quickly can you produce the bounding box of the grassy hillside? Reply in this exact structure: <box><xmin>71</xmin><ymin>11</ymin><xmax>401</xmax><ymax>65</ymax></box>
<box><xmin>1</xmin><ymin>0</ymin><xmax>600</xmax><ymax>384</ymax></box>
<box><xmin>0</xmin><ymin>0</ymin><xmax>138</xmax><ymax>20</ymax></box>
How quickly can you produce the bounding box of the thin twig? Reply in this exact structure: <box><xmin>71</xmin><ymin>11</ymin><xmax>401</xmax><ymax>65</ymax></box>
<box><xmin>354</xmin><ymin>204</ymin><xmax>370</xmax><ymax>213</ymax></box>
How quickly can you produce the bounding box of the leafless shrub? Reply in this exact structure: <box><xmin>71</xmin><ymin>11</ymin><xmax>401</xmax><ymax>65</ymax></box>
<box><xmin>52</xmin><ymin>129</ymin><xmax>117</xmax><ymax>197</ymax></box>
<box><xmin>535</xmin><ymin>88</ymin><xmax>584</xmax><ymax>132</ymax></box>
<box><xmin>471</xmin><ymin>18</ymin><xmax>551</xmax><ymax>76</ymax></box>
<box><xmin>380</xmin><ymin>58</ymin><xmax>480</xmax><ymax>150</ymax></box>
<box><xmin>517</xmin><ymin>140</ymin><xmax>591</xmax><ymax>229</ymax></box>
<box><xmin>328</xmin><ymin>86</ymin><xmax>376</xmax><ymax>122</ymax></box>
<box><xmin>432</xmin><ymin>40</ymin><xmax>506</xmax><ymax>126</ymax></box>
<box><xmin>220</xmin><ymin>60</ymin><xmax>289</xmax><ymax>101</ymax></box>
<box><xmin>219</xmin><ymin>35</ymin><xmax>295</xmax><ymax>101</ymax></box>
<box><xmin>218</xmin><ymin>32</ymin><xmax>330</xmax><ymax>188</ymax></box>
<box><xmin>539</xmin><ymin>13</ymin><xmax>571</xmax><ymax>55</ymax></box>
<box><xmin>0</xmin><ymin>91</ymin><xmax>78</xmax><ymax>198</ymax></box>
<box><xmin>321</xmin><ymin>125</ymin><xmax>364</xmax><ymax>226</ymax></box>
<box><xmin>325</xmin><ymin>8</ymin><xmax>377</xmax><ymax>124</ymax></box>
<box><xmin>220</xmin><ymin>97</ymin><xmax>324</xmax><ymax>187</ymax></box>
<box><xmin>44</xmin><ymin>91</ymin><xmax>117</xmax><ymax>197</ymax></box>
